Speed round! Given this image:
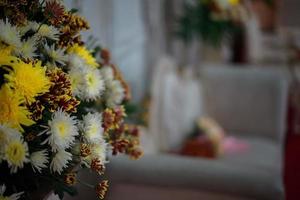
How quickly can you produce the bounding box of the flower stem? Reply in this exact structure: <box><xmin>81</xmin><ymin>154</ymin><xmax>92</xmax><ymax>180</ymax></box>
<box><xmin>78</xmin><ymin>179</ymin><xmax>94</xmax><ymax>189</ymax></box>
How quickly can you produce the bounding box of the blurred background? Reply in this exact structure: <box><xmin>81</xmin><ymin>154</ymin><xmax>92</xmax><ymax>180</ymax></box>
<box><xmin>64</xmin><ymin>0</ymin><xmax>300</xmax><ymax>199</ymax></box>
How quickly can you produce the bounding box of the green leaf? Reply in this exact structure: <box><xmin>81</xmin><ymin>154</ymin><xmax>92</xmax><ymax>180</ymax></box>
<box><xmin>70</xmin><ymin>8</ymin><xmax>78</xmax><ymax>14</ymax></box>
<box><xmin>54</xmin><ymin>189</ymin><xmax>64</xmax><ymax>200</ymax></box>
<box><xmin>53</xmin><ymin>181</ymin><xmax>78</xmax><ymax>199</ymax></box>
<box><xmin>175</xmin><ymin>0</ymin><xmax>240</xmax><ymax>46</ymax></box>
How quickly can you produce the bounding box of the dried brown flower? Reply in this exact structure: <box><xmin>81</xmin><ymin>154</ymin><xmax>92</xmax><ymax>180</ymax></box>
<box><xmin>59</xmin><ymin>12</ymin><xmax>89</xmax><ymax>46</ymax></box>
<box><xmin>114</xmin><ymin>106</ymin><xmax>126</xmax><ymax>123</ymax></box>
<box><xmin>91</xmin><ymin>158</ymin><xmax>105</xmax><ymax>175</ymax></box>
<box><xmin>110</xmin><ymin>64</ymin><xmax>131</xmax><ymax>101</ymax></box>
<box><xmin>39</xmin><ymin>68</ymin><xmax>80</xmax><ymax>113</ymax></box>
<box><xmin>100</xmin><ymin>48</ymin><xmax>110</xmax><ymax>64</ymax></box>
<box><xmin>102</xmin><ymin>108</ymin><xmax>116</xmax><ymax>132</ymax></box>
<box><xmin>64</xmin><ymin>172</ymin><xmax>77</xmax><ymax>186</ymax></box>
<box><xmin>25</xmin><ymin>132</ymin><xmax>37</xmax><ymax>142</ymax></box>
<box><xmin>27</xmin><ymin>100</ymin><xmax>45</xmax><ymax>121</ymax></box>
<box><xmin>44</xmin><ymin>0</ymin><xmax>65</xmax><ymax>25</ymax></box>
<box><xmin>111</xmin><ymin>139</ymin><xmax>130</xmax><ymax>155</ymax></box>
<box><xmin>0</xmin><ymin>2</ymin><xmax>27</xmax><ymax>25</ymax></box>
<box><xmin>95</xmin><ymin>180</ymin><xmax>109</xmax><ymax>200</ymax></box>
<box><xmin>80</xmin><ymin>143</ymin><xmax>91</xmax><ymax>158</ymax></box>
<box><xmin>127</xmin><ymin>148</ymin><xmax>143</xmax><ymax>160</ymax></box>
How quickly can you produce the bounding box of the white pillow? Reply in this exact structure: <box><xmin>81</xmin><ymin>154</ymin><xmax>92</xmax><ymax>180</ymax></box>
<box><xmin>149</xmin><ymin>58</ymin><xmax>203</xmax><ymax>152</ymax></box>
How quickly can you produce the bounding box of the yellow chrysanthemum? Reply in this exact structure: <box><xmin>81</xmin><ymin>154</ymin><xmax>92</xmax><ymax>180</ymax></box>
<box><xmin>229</xmin><ymin>0</ymin><xmax>239</xmax><ymax>6</ymax></box>
<box><xmin>67</xmin><ymin>44</ymin><xmax>99</xmax><ymax>68</ymax></box>
<box><xmin>3</xmin><ymin>57</ymin><xmax>51</xmax><ymax>104</ymax></box>
<box><xmin>0</xmin><ymin>85</ymin><xmax>34</xmax><ymax>132</ymax></box>
<box><xmin>0</xmin><ymin>44</ymin><xmax>13</xmax><ymax>64</ymax></box>
<box><xmin>0</xmin><ymin>43</ymin><xmax>13</xmax><ymax>56</ymax></box>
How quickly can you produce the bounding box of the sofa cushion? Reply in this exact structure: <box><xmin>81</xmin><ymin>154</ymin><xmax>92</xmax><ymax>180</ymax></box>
<box><xmin>200</xmin><ymin>67</ymin><xmax>288</xmax><ymax>143</ymax></box>
<box><xmin>106</xmin><ymin>137</ymin><xmax>284</xmax><ymax>200</ymax></box>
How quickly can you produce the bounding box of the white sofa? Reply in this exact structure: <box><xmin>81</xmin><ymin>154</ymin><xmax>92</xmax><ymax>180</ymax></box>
<box><xmin>105</xmin><ymin>64</ymin><xmax>289</xmax><ymax>200</ymax></box>
<box><xmin>66</xmin><ymin>62</ymin><xmax>289</xmax><ymax>200</ymax></box>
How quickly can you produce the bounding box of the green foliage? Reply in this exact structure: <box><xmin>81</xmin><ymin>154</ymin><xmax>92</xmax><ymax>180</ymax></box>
<box><xmin>69</xmin><ymin>8</ymin><xmax>79</xmax><ymax>14</ymax></box>
<box><xmin>263</xmin><ymin>0</ymin><xmax>275</xmax><ymax>7</ymax></box>
<box><xmin>176</xmin><ymin>0</ymin><xmax>239</xmax><ymax>47</ymax></box>
<box><xmin>54</xmin><ymin>181</ymin><xmax>78</xmax><ymax>199</ymax></box>
<box><xmin>124</xmin><ymin>102</ymin><xmax>147</xmax><ymax>125</ymax></box>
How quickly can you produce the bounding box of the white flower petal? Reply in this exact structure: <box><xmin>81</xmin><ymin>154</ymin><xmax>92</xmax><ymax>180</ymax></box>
<box><xmin>30</xmin><ymin>149</ymin><xmax>49</xmax><ymax>173</ymax></box>
<box><xmin>0</xmin><ymin>19</ymin><xmax>22</xmax><ymax>49</ymax></box>
<box><xmin>45</xmin><ymin>44</ymin><xmax>67</xmax><ymax>66</ymax></box>
<box><xmin>105</xmin><ymin>79</ymin><xmax>125</xmax><ymax>108</ymax></box>
<box><xmin>82</xmin><ymin>112</ymin><xmax>104</xmax><ymax>144</ymax></box>
<box><xmin>43</xmin><ymin>108</ymin><xmax>79</xmax><ymax>152</ymax></box>
<box><xmin>50</xmin><ymin>150</ymin><xmax>72</xmax><ymax>174</ymax></box>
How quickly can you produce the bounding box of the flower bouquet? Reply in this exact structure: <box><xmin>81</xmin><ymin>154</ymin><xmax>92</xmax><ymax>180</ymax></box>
<box><xmin>0</xmin><ymin>0</ymin><xmax>142</xmax><ymax>199</ymax></box>
<box><xmin>176</xmin><ymin>0</ymin><xmax>247</xmax><ymax>46</ymax></box>
<box><xmin>181</xmin><ymin>117</ymin><xmax>225</xmax><ymax>158</ymax></box>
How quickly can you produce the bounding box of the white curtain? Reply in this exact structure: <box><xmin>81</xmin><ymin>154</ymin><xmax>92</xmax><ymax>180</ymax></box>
<box><xmin>110</xmin><ymin>0</ymin><xmax>147</xmax><ymax>102</ymax></box>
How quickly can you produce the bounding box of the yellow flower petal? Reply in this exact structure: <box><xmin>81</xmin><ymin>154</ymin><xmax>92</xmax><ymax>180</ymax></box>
<box><xmin>0</xmin><ymin>85</ymin><xmax>34</xmax><ymax>132</ymax></box>
<box><xmin>67</xmin><ymin>44</ymin><xmax>98</xmax><ymax>68</ymax></box>
<box><xmin>4</xmin><ymin>57</ymin><xmax>51</xmax><ymax>104</ymax></box>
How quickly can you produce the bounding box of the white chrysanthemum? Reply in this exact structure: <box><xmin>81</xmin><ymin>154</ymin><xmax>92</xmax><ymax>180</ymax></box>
<box><xmin>83</xmin><ymin>68</ymin><xmax>105</xmax><ymax>101</ymax></box>
<box><xmin>38</xmin><ymin>24</ymin><xmax>60</xmax><ymax>40</ymax></box>
<box><xmin>0</xmin><ymin>125</ymin><xmax>21</xmax><ymax>165</ymax></box>
<box><xmin>50</xmin><ymin>149</ymin><xmax>72</xmax><ymax>174</ymax></box>
<box><xmin>100</xmin><ymin>66</ymin><xmax>114</xmax><ymax>82</ymax></box>
<box><xmin>0</xmin><ymin>124</ymin><xmax>20</xmax><ymax>149</ymax></box>
<box><xmin>82</xmin><ymin>112</ymin><xmax>104</xmax><ymax>144</ymax></box>
<box><xmin>30</xmin><ymin>149</ymin><xmax>49</xmax><ymax>173</ymax></box>
<box><xmin>4</xmin><ymin>137</ymin><xmax>29</xmax><ymax>174</ymax></box>
<box><xmin>45</xmin><ymin>44</ymin><xmax>68</xmax><ymax>65</ymax></box>
<box><xmin>0</xmin><ymin>185</ymin><xmax>23</xmax><ymax>200</ymax></box>
<box><xmin>68</xmin><ymin>65</ymin><xmax>86</xmax><ymax>97</ymax></box>
<box><xmin>43</xmin><ymin>109</ymin><xmax>79</xmax><ymax>152</ymax></box>
<box><xmin>29</xmin><ymin>22</ymin><xmax>59</xmax><ymax>40</ymax></box>
<box><xmin>68</xmin><ymin>54</ymin><xmax>86</xmax><ymax>69</ymax></box>
<box><xmin>69</xmin><ymin>65</ymin><xmax>105</xmax><ymax>101</ymax></box>
<box><xmin>91</xmin><ymin>142</ymin><xmax>108</xmax><ymax>164</ymax></box>
<box><xmin>81</xmin><ymin>141</ymin><xmax>108</xmax><ymax>167</ymax></box>
<box><xmin>17</xmin><ymin>21</ymin><xmax>38</xmax><ymax>36</ymax></box>
<box><xmin>0</xmin><ymin>19</ymin><xmax>22</xmax><ymax>49</ymax></box>
<box><xmin>17</xmin><ymin>22</ymin><xmax>32</xmax><ymax>36</ymax></box>
<box><xmin>15</xmin><ymin>36</ymin><xmax>38</xmax><ymax>59</ymax></box>
<box><xmin>105</xmin><ymin>79</ymin><xmax>125</xmax><ymax>108</ymax></box>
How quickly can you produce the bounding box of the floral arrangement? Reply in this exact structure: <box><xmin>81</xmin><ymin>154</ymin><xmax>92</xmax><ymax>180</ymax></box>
<box><xmin>176</xmin><ymin>0</ymin><xmax>247</xmax><ymax>46</ymax></box>
<box><xmin>0</xmin><ymin>0</ymin><xmax>142</xmax><ymax>199</ymax></box>
<box><xmin>181</xmin><ymin>117</ymin><xmax>225</xmax><ymax>158</ymax></box>
<box><xmin>182</xmin><ymin>117</ymin><xmax>250</xmax><ymax>158</ymax></box>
